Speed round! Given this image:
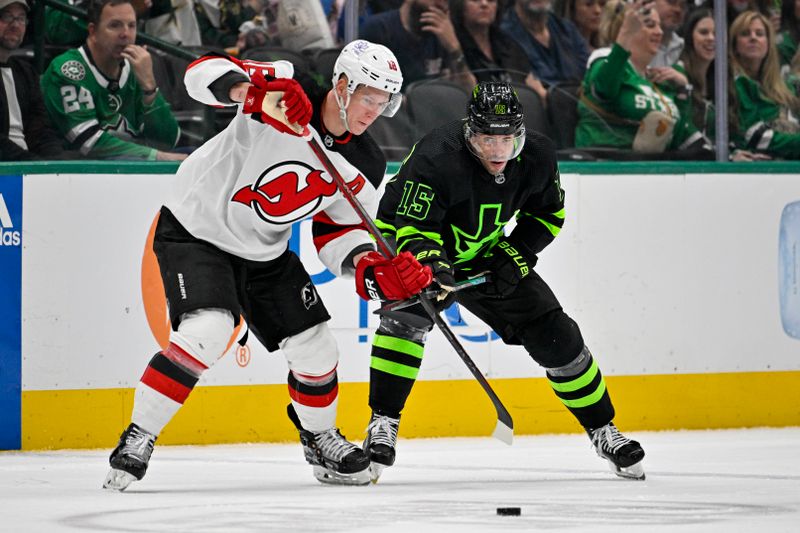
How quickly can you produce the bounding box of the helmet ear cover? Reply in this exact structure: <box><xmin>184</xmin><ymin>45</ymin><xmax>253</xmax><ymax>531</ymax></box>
<box><xmin>332</xmin><ymin>40</ymin><xmax>403</xmax><ymax>117</ymax></box>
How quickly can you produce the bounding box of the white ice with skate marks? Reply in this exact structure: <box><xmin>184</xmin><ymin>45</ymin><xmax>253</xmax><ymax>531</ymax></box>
<box><xmin>1</xmin><ymin>428</ymin><xmax>799</xmax><ymax>532</ymax></box>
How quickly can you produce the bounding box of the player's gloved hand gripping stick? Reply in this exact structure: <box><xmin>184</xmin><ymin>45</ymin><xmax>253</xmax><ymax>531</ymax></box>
<box><xmin>375</xmin><ymin>272</ymin><xmax>491</xmax><ymax>315</ymax></box>
<box><xmin>249</xmin><ymin>75</ymin><xmax>313</xmax><ymax>138</ymax></box>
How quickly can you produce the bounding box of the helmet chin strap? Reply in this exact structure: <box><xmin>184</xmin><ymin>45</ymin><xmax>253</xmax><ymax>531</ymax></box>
<box><xmin>334</xmin><ymin>90</ymin><xmax>352</xmax><ymax>133</ymax></box>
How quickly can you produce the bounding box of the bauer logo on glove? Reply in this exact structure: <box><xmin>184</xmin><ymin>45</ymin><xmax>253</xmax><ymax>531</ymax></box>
<box><xmin>479</xmin><ymin>239</ymin><xmax>533</xmax><ymax>298</ymax></box>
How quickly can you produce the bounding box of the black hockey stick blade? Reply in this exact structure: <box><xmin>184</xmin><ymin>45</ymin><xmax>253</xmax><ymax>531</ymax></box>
<box><xmin>418</xmin><ymin>296</ymin><xmax>514</xmax><ymax>445</ymax></box>
<box><xmin>307</xmin><ymin>137</ymin><xmax>513</xmax><ymax>444</ymax></box>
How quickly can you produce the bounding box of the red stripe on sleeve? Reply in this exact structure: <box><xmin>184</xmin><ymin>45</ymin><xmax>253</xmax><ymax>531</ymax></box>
<box><xmin>313</xmin><ymin>226</ymin><xmax>365</xmax><ymax>252</ymax></box>
<box><xmin>312</xmin><ymin>212</ymin><xmax>367</xmax><ymax>251</ymax></box>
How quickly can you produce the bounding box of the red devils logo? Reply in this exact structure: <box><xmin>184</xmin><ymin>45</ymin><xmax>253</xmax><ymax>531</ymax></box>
<box><xmin>387</xmin><ymin>60</ymin><xmax>398</xmax><ymax>71</ymax></box>
<box><xmin>232</xmin><ymin>160</ymin><xmax>366</xmax><ymax>224</ymax></box>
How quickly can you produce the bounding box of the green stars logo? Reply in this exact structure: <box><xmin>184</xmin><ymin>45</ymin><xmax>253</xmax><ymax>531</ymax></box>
<box><xmin>451</xmin><ymin>204</ymin><xmax>507</xmax><ymax>263</ymax></box>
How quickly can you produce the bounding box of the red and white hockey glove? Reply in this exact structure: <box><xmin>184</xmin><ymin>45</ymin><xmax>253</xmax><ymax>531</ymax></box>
<box><xmin>355</xmin><ymin>251</ymin><xmax>433</xmax><ymax>301</ymax></box>
<box><xmin>242</xmin><ymin>75</ymin><xmax>312</xmax><ymax>136</ymax></box>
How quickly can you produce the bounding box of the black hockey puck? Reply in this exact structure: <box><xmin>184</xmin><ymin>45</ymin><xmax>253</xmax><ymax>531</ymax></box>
<box><xmin>497</xmin><ymin>507</ymin><xmax>521</xmax><ymax>516</ymax></box>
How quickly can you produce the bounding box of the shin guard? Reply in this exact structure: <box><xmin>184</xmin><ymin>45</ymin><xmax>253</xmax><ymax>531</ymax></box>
<box><xmin>132</xmin><ymin>346</ymin><xmax>202</xmax><ymax>435</ymax></box>
<box><xmin>546</xmin><ymin>346</ymin><xmax>615</xmax><ymax>429</ymax></box>
<box><xmin>287</xmin><ymin>368</ymin><xmax>338</xmax><ymax>432</ymax></box>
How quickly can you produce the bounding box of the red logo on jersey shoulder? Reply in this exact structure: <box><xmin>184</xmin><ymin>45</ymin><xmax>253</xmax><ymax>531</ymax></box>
<box><xmin>242</xmin><ymin>60</ymin><xmax>276</xmax><ymax>79</ymax></box>
<box><xmin>232</xmin><ymin>161</ymin><xmax>366</xmax><ymax>224</ymax></box>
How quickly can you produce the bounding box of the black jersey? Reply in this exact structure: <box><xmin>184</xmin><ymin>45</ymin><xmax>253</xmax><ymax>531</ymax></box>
<box><xmin>376</xmin><ymin>120</ymin><xmax>565</xmax><ymax>274</ymax></box>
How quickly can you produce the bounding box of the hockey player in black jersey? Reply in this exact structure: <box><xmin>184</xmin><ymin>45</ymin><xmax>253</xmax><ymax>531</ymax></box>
<box><xmin>360</xmin><ymin>81</ymin><xmax>646</xmax><ymax>481</ymax></box>
<box><xmin>103</xmin><ymin>41</ymin><xmax>433</xmax><ymax>490</ymax></box>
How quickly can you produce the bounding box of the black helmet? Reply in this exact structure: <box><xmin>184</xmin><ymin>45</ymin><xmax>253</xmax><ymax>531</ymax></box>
<box><xmin>466</xmin><ymin>82</ymin><xmax>525</xmax><ymax>136</ymax></box>
<box><xmin>464</xmin><ymin>82</ymin><xmax>526</xmax><ymax>165</ymax></box>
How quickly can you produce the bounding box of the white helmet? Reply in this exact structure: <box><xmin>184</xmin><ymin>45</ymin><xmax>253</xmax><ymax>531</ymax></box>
<box><xmin>332</xmin><ymin>40</ymin><xmax>403</xmax><ymax>129</ymax></box>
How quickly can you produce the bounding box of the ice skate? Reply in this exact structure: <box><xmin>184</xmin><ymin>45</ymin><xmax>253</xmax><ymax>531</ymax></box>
<box><xmin>363</xmin><ymin>413</ymin><xmax>399</xmax><ymax>483</ymax></box>
<box><xmin>588</xmin><ymin>422</ymin><xmax>645</xmax><ymax>480</ymax></box>
<box><xmin>102</xmin><ymin>423</ymin><xmax>157</xmax><ymax>491</ymax></box>
<box><xmin>298</xmin><ymin>427</ymin><xmax>371</xmax><ymax>486</ymax></box>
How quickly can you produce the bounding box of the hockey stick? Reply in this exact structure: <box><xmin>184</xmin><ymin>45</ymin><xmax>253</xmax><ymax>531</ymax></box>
<box><xmin>374</xmin><ymin>272</ymin><xmax>490</xmax><ymax>315</ymax></box>
<box><xmin>261</xmin><ymin>93</ymin><xmax>513</xmax><ymax>443</ymax></box>
<box><xmin>305</xmin><ymin>133</ymin><xmax>514</xmax><ymax>446</ymax></box>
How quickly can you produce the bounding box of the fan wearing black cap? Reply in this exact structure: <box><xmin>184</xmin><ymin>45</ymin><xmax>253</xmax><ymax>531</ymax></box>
<box><xmin>361</xmin><ymin>81</ymin><xmax>646</xmax><ymax>483</ymax></box>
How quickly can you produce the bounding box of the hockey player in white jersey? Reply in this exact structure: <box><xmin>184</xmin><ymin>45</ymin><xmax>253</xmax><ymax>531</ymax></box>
<box><xmin>103</xmin><ymin>41</ymin><xmax>433</xmax><ymax>490</ymax></box>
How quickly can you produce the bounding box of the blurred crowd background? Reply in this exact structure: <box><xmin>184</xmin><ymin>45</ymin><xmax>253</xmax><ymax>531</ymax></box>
<box><xmin>3</xmin><ymin>0</ymin><xmax>800</xmax><ymax>162</ymax></box>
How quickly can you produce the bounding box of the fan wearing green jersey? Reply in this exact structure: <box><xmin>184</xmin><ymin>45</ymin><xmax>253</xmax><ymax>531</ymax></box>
<box><xmin>730</xmin><ymin>10</ymin><xmax>800</xmax><ymax>158</ymax></box>
<box><xmin>574</xmin><ymin>0</ymin><xmax>708</xmax><ymax>155</ymax></box>
<box><xmin>777</xmin><ymin>0</ymin><xmax>800</xmax><ymax>66</ymax></box>
<box><xmin>40</xmin><ymin>0</ymin><xmax>185</xmax><ymax>161</ymax></box>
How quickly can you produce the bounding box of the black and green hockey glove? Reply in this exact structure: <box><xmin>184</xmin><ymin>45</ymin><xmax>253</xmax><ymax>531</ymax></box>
<box><xmin>415</xmin><ymin>251</ymin><xmax>457</xmax><ymax>310</ymax></box>
<box><xmin>479</xmin><ymin>239</ymin><xmax>535</xmax><ymax>298</ymax></box>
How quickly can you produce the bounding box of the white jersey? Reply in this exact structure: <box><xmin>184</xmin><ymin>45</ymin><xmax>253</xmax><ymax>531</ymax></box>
<box><xmin>167</xmin><ymin>55</ymin><xmax>377</xmax><ymax>278</ymax></box>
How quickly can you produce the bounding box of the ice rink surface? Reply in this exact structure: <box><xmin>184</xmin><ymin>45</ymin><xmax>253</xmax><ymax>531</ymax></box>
<box><xmin>0</xmin><ymin>427</ymin><xmax>798</xmax><ymax>532</ymax></box>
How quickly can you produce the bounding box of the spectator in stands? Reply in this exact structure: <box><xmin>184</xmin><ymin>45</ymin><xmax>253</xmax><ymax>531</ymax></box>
<box><xmin>730</xmin><ymin>10</ymin><xmax>800</xmax><ymax>158</ymax></box>
<box><xmin>45</xmin><ymin>0</ymin><xmax>190</xmax><ymax>47</ymax></box>
<box><xmin>500</xmin><ymin>0</ymin><xmax>589</xmax><ymax>86</ymax></box>
<box><xmin>777</xmin><ymin>0</ymin><xmax>800</xmax><ymax>65</ymax></box>
<box><xmin>0</xmin><ymin>0</ymin><xmax>70</xmax><ymax>160</ymax></box>
<box><xmin>335</xmin><ymin>0</ymin><xmax>405</xmax><ymax>42</ymax></box>
<box><xmin>41</xmin><ymin>0</ymin><xmax>186</xmax><ymax>160</ymax></box>
<box><xmin>711</xmin><ymin>0</ymin><xmax>780</xmax><ymax>29</ymax></box>
<box><xmin>650</xmin><ymin>0</ymin><xmax>686</xmax><ymax>67</ymax></box>
<box><xmin>574</xmin><ymin>0</ymin><xmax>708</xmax><ymax>155</ymax></box>
<box><xmin>143</xmin><ymin>0</ymin><xmax>202</xmax><ymax>46</ymax></box>
<box><xmin>195</xmin><ymin>0</ymin><xmax>258</xmax><ymax>48</ymax></box>
<box><xmin>44</xmin><ymin>0</ymin><xmax>89</xmax><ymax>47</ymax></box>
<box><xmin>753</xmin><ymin>0</ymin><xmax>782</xmax><ymax>32</ymax></box>
<box><xmin>450</xmin><ymin>0</ymin><xmax>547</xmax><ymax>101</ymax></box>
<box><xmin>361</xmin><ymin>0</ymin><xmax>477</xmax><ymax>90</ymax></box>
<box><xmin>232</xmin><ymin>19</ymin><xmax>271</xmax><ymax>56</ymax></box>
<box><xmin>554</xmin><ymin>0</ymin><xmax>605</xmax><ymax>51</ymax></box>
<box><xmin>674</xmin><ymin>8</ymin><xmax>715</xmax><ymax>140</ymax></box>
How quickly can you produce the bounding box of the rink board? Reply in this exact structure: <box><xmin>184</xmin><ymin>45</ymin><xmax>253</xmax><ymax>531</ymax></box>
<box><xmin>20</xmin><ymin>370</ymin><xmax>800</xmax><ymax>449</ymax></box>
<box><xmin>2</xmin><ymin>161</ymin><xmax>800</xmax><ymax>450</ymax></box>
